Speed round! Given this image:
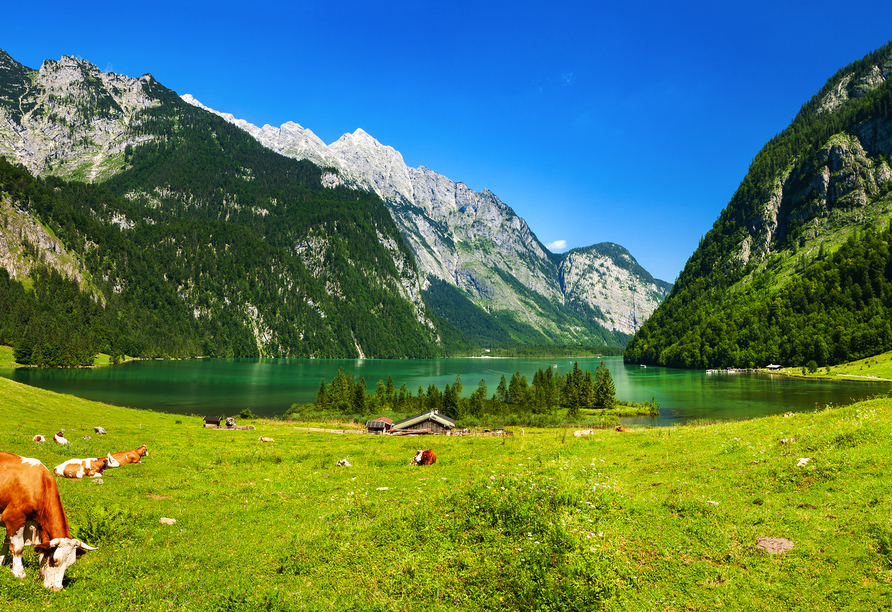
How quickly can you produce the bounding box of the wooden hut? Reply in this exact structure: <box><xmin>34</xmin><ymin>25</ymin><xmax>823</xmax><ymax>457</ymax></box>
<box><xmin>391</xmin><ymin>410</ymin><xmax>455</xmax><ymax>435</ymax></box>
<box><xmin>365</xmin><ymin>417</ymin><xmax>393</xmax><ymax>434</ymax></box>
<box><xmin>204</xmin><ymin>416</ymin><xmax>223</xmax><ymax>428</ymax></box>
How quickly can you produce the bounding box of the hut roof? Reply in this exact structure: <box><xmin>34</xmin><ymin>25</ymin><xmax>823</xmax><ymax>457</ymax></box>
<box><xmin>392</xmin><ymin>410</ymin><xmax>455</xmax><ymax>431</ymax></box>
<box><xmin>366</xmin><ymin>419</ymin><xmax>392</xmax><ymax>430</ymax></box>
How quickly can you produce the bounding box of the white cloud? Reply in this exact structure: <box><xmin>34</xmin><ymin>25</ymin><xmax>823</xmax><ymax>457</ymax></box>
<box><xmin>546</xmin><ymin>240</ymin><xmax>568</xmax><ymax>252</ymax></box>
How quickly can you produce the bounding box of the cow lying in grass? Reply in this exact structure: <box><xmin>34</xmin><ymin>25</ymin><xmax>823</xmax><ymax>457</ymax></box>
<box><xmin>111</xmin><ymin>445</ymin><xmax>149</xmax><ymax>465</ymax></box>
<box><xmin>53</xmin><ymin>454</ymin><xmax>120</xmax><ymax>479</ymax></box>
<box><xmin>411</xmin><ymin>449</ymin><xmax>437</xmax><ymax>466</ymax></box>
<box><xmin>0</xmin><ymin>452</ymin><xmax>96</xmax><ymax>590</ymax></box>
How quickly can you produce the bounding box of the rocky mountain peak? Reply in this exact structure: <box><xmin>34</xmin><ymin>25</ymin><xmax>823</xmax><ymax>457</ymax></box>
<box><xmin>181</xmin><ymin>93</ymin><xmax>670</xmax><ymax>338</ymax></box>
<box><xmin>0</xmin><ymin>51</ymin><xmax>159</xmax><ymax>180</ymax></box>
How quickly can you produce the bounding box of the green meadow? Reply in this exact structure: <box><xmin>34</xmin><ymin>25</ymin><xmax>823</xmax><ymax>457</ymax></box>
<box><xmin>1</xmin><ymin>375</ymin><xmax>891</xmax><ymax>610</ymax></box>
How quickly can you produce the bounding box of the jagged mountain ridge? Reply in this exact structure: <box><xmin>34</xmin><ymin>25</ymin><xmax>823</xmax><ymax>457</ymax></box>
<box><xmin>0</xmin><ymin>51</ymin><xmax>444</xmax><ymax>359</ymax></box>
<box><xmin>625</xmin><ymin>42</ymin><xmax>892</xmax><ymax>369</ymax></box>
<box><xmin>182</xmin><ymin>95</ymin><xmax>670</xmax><ymax>339</ymax></box>
<box><xmin>0</xmin><ymin>47</ymin><xmax>668</xmax><ymax>353</ymax></box>
<box><xmin>0</xmin><ymin>50</ymin><xmax>158</xmax><ymax>181</ymax></box>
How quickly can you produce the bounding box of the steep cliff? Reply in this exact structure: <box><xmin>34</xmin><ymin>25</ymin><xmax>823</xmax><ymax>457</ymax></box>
<box><xmin>183</xmin><ymin>95</ymin><xmax>670</xmax><ymax>340</ymax></box>
<box><xmin>0</xmin><ymin>51</ymin><xmax>156</xmax><ymax>181</ymax></box>
<box><xmin>625</xmin><ymin>42</ymin><xmax>892</xmax><ymax>368</ymax></box>
<box><xmin>0</xmin><ymin>51</ymin><xmax>444</xmax><ymax>359</ymax></box>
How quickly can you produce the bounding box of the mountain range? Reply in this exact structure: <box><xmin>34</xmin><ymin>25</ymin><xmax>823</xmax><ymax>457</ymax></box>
<box><xmin>625</xmin><ymin>42</ymin><xmax>892</xmax><ymax>369</ymax></box>
<box><xmin>0</xmin><ymin>48</ymin><xmax>669</xmax><ymax>361</ymax></box>
<box><xmin>178</xmin><ymin>95</ymin><xmax>671</xmax><ymax>342</ymax></box>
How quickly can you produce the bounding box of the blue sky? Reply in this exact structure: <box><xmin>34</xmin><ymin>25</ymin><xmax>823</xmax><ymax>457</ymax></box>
<box><xmin>3</xmin><ymin>1</ymin><xmax>891</xmax><ymax>282</ymax></box>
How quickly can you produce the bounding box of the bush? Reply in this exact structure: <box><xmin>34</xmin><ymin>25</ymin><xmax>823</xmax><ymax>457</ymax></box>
<box><xmin>73</xmin><ymin>504</ymin><xmax>139</xmax><ymax>543</ymax></box>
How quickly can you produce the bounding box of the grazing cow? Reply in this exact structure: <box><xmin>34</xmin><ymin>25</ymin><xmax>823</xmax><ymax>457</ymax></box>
<box><xmin>615</xmin><ymin>426</ymin><xmax>633</xmax><ymax>432</ymax></box>
<box><xmin>53</xmin><ymin>432</ymin><xmax>69</xmax><ymax>445</ymax></box>
<box><xmin>258</xmin><ymin>436</ymin><xmax>275</xmax><ymax>443</ymax></box>
<box><xmin>335</xmin><ymin>459</ymin><xmax>351</xmax><ymax>467</ymax></box>
<box><xmin>411</xmin><ymin>449</ymin><xmax>437</xmax><ymax>466</ymax></box>
<box><xmin>32</xmin><ymin>435</ymin><xmax>45</xmax><ymax>443</ymax></box>
<box><xmin>0</xmin><ymin>452</ymin><xmax>96</xmax><ymax>590</ymax></box>
<box><xmin>110</xmin><ymin>445</ymin><xmax>148</xmax><ymax>466</ymax></box>
<box><xmin>53</xmin><ymin>454</ymin><xmax>120</xmax><ymax>479</ymax></box>
<box><xmin>94</xmin><ymin>426</ymin><xmax>107</xmax><ymax>435</ymax></box>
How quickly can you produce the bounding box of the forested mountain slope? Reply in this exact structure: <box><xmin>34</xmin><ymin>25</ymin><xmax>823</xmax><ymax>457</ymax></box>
<box><xmin>183</xmin><ymin>95</ymin><xmax>671</xmax><ymax>344</ymax></box>
<box><xmin>0</xmin><ymin>52</ymin><xmax>445</xmax><ymax>362</ymax></box>
<box><xmin>625</xmin><ymin>42</ymin><xmax>892</xmax><ymax>369</ymax></box>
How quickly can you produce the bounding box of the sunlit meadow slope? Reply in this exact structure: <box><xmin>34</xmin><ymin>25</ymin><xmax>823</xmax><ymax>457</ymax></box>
<box><xmin>0</xmin><ymin>376</ymin><xmax>890</xmax><ymax>610</ymax></box>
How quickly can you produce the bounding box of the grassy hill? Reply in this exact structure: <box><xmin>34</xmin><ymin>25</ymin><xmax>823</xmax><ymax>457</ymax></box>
<box><xmin>768</xmin><ymin>348</ymin><xmax>892</xmax><ymax>382</ymax></box>
<box><xmin>1</xmin><ymin>377</ymin><xmax>890</xmax><ymax>609</ymax></box>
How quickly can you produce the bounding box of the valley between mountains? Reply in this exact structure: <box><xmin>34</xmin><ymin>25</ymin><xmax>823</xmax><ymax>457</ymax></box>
<box><xmin>0</xmin><ymin>48</ymin><xmax>669</xmax><ymax>362</ymax></box>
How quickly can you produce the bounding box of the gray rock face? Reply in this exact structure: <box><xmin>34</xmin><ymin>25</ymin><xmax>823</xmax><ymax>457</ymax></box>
<box><xmin>0</xmin><ymin>194</ymin><xmax>87</xmax><ymax>285</ymax></box>
<box><xmin>734</xmin><ymin>126</ymin><xmax>892</xmax><ymax>270</ymax></box>
<box><xmin>184</xmin><ymin>95</ymin><xmax>670</xmax><ymax>336</ymax></box>
<box><xmin>559</xmin><ymin>245</ymin><xmax>671</xmax><ymax>333</ymax></box>
<box><xmin>0</xmin><ymin>53</ymin><xmax>159</xmax><ymax>181</ymax></box>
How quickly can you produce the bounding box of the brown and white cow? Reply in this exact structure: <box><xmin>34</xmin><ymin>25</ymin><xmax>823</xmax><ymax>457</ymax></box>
<box><xmin>0</xmin><ymin>452</ymin><xmax>96</xmax><ymax>590</ymax></box>
<box><xmin>110</xmin><ymin>445</ymin><xmax>149</xmax><ymax>466</ymax></box>
<box><xmin>411</xmin><ymin>449</ymin><xmax>437</xmax><ymax>466</ymax></box>
<box><xmin>52</xmin><ymin>432</ymin><xmax>69</xmax><ymax>445</ymax></box>
<box><xmin>32</xmin><ymin>435</ymin><xmax>45</xmax><ymax>443</ymax></box>
<box><xmin>53</xmin><ymin>454</ymin><xmax>121</xmax><ymax>479</ymax></box>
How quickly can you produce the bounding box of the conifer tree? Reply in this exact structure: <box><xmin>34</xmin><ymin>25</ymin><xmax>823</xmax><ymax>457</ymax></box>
<box><xmin>315</xmin><ymin>378</ymin><xmax>327</xmax><ymax>409</ymax></box>
<box><xmin>594</xmin><ymin>362</ymin><xmax>616</xmax><ymax>409</ymax></box>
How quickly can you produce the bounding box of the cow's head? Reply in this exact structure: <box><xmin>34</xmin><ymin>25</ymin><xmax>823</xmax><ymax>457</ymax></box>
<box><xmin>105</xmin><ymin>453</ymin><xmax>120</xmax><ymax>469</ymax></box>
<box><xmin>34</xmin><ymin>538</ymin><xmax>96</xmax><ymax>591</ymax></box>
<box><xmin>412</xmin><ymin>449</ymin><xmax>423</xmax><ymax>465</ymax></box>
<box><xmin>139</xmin><ymin>445</ymin><xmax>149</xmax><ymax>457</ymax></box>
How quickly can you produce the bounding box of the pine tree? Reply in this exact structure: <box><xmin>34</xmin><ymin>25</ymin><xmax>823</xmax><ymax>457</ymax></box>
<box><xmin>496</xmin><ymin>375</ymin><xmax>508</xmax><ymax>403</ymax></box>
<box><xmin>594</xmin><ymin>362</ymin><xmax>616</xmax><ymax>409</ymax></box>
<box><xmin>315</xmin><ymin>378</ymin><xmax>327</xmax><ymax>409</ymax></box>
<box><xmin>385</xmin><ymin>376</ymin><xmax>396</xmax><ymax>405</ymax></box>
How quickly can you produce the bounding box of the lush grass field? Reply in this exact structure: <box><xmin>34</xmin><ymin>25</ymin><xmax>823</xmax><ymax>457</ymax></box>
<box><xmin>1</xmin><ymin>376</ymin><xmax>890</xmax><ymax>610</ymax></box>
<box><xmin>769</xmin><ymin>350</ymin><xmax>892</xmax><ymax>382</ymax></box>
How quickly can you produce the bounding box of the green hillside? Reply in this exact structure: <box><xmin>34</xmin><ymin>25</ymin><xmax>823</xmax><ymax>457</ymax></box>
<box><xmin>626</xmin><ymin>42</ymin><xmax>892</xmax><ymax>369</ymax></box>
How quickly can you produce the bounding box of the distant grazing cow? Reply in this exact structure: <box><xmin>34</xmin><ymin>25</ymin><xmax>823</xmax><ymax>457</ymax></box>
<box><xmin>32</xmin><ymin>435</ymin><xmax>45</xmax><ymax>443</ymax></box>
<box><xmin>615</xmin><ymin>426</ymin><xmax>633</xmax><ymax>432</ymax></box>
<box><xmin>110</xmin><ymin>445</ymin><xmax>149</xmax><ymax>466</ymax></box>
<box><xmin>53</xmin><ymin>454</ymin><xmax>120</xmax><ymax>479</ymax></box>
<box><xmin>94</xmin><ymin>426</ymin><xmax>107</xmax><ymax>435</ymax></box>
<box><xmin>335</xmin><ymin>459</ymin><xmax>351</xmax><ymax>467</ymax></box>
<box><xmin>0</xmin><ymin>452</ymin><xmax>96</xmax><ymax>590</ymax></box>
<box><xmin>52</xmin><ymin>432</ymin><xmax>69</xmax><ymax>445</ymax></box>
<box><xmin>258</xmin><ymin>436</ymin><xmax>275</xmax><ymax>443</ymax></box>
<box><xmin>411</xmin><ymin>449</ymin><xmax>437</xmax><ymax>466</ymax></box>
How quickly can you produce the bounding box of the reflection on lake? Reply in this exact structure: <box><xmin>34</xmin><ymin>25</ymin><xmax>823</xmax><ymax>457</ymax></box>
<box><xmin>2</xmin><ymin>357</ymin><xmax>889</xmax><ymax>425</ymax></box>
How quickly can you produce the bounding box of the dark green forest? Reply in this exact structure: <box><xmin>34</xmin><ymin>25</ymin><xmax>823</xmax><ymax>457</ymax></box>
<box><xmin>298</xmin><ymin>361</ymin><xmax>627</xmax><ymax>422</ymax></box>
<box><xmin>625</xmin><ymin>42</ymin><xmax>892</xmax><ymax>369</ymax></box>
<box><xmin>626</xmin><ymin>227</ymin><xmax>892</xmax><ymax>368</ymax></box>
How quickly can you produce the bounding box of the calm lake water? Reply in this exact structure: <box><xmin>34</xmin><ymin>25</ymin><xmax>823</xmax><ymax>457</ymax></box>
<box><xmin>2</xmin><ymin>357</ymin><xmax>889</xmax><ymax>425</ymax></box>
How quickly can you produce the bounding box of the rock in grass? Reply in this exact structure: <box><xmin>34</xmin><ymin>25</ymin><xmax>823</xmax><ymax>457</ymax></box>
<box><xmin>756</xmin><ymin>537</ymin><xmax>793</xmax><ymax>554</ymax></box>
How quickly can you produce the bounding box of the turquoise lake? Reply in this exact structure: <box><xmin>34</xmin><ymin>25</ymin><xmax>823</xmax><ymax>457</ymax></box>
<box><xmin>3</xmin><ymin>357</ymin><xmax>889</xmax><ymax>425</ymax></box>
